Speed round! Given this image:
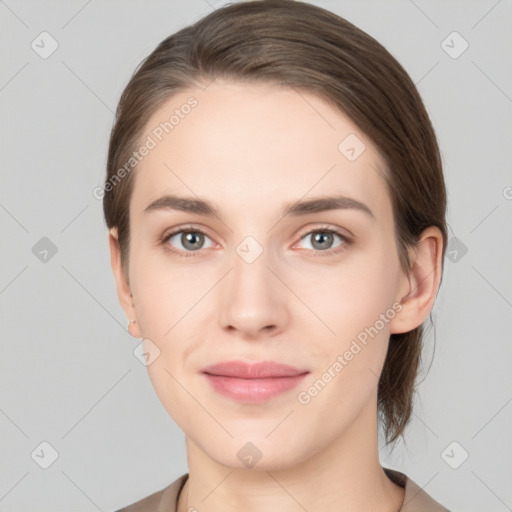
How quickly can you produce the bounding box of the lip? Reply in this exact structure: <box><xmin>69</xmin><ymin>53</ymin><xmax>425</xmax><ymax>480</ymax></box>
<box><xmin>202</xmin><ymin>360</ymin><xmax>309</xmax><ymax>403</ymax></box>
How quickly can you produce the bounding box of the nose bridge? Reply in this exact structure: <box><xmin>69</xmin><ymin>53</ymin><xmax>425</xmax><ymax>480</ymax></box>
<box><xmin>218</xmin><ymin>233</ymin><xmax>287</xmax><ymax>336</ymax></box>
<box><xmin>232</xmin><ymin>234</ymin><xmax>271</xmax><ymax>291</ymax></box>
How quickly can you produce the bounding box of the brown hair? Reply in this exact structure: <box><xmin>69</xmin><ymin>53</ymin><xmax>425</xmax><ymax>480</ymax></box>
<box><xmin>103</xmin><ymin>0</ymin><xmax>447</xmax><ymax>445</ymax></box>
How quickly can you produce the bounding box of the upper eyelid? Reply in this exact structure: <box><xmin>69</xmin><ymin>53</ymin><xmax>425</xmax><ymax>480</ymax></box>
<box><xmin>296</xmin><ymin>224</ymin><xmax>351</xmax><ymax>239</ymax></box>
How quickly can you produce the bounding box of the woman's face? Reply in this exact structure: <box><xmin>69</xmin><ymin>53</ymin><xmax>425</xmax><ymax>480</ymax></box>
<box><xmin>113</xmin><ymin>80</ymin><xmax>413</xmax><ymax>470</ymax></box>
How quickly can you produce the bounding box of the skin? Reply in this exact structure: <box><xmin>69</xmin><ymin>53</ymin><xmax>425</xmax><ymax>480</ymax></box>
<box><xmin>109</xmin><ymin>79</ymin><xmax>443</xmax><ymax>512</ymax></box>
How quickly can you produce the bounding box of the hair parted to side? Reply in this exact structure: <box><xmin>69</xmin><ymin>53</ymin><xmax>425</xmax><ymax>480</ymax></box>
<box><xmin>103</xmin><ymin>0</ymin><xmax>447</xmax><ymax>445</ymax></box>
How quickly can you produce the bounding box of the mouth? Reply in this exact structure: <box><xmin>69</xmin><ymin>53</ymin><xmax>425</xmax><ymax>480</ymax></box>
<box><xmin>201</xmin><ymin>360</ymin><xmax>309</xmax><ymax>403</ymax></box>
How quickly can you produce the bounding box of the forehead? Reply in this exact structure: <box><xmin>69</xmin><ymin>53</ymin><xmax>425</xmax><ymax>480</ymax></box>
<box><xmin>130</xmin><ymin>80</ymin><xmax>391</xmax><ymax>221</ymax></box>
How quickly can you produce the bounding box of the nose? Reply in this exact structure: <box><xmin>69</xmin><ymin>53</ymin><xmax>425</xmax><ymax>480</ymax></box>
<box><xmin>218</xmin><ymin>245</ymin><xmax>289</xmax><ymax>339</ymax></box>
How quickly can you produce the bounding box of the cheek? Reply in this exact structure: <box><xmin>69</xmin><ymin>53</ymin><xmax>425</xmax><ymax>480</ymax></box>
<box><xmin>129</xmin><ymin>248</ymin><xmax>207</xmax><ymax>334</ymax></box>
<box><xmin>306</xmin><ymin>249</ymin><xmax>400</xmax><ymax>341</ymax></box>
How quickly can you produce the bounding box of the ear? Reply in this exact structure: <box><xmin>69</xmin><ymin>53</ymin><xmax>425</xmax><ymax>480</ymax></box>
<box><xmin>109</xmin><ymin>227</ymin><xmax>142</xmax><ymax>338</ymax></box>
<box><xmin>389</xmin><ymin>226</ymin><xmax>444</xmax><ymax>334</ymax></box>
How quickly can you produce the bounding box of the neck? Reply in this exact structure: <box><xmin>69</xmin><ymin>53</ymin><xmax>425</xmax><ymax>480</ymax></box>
<box><xmin>178</xmin><ymin>396</ymin><xmax>404</xmax><ymax>512</ymax></box>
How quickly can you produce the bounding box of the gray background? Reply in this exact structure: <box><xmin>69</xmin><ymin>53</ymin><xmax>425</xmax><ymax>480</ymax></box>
<box><xmin>1</xmin><ymin>0</ymin><xmax>511</xmax><ymax>510</ymax></box>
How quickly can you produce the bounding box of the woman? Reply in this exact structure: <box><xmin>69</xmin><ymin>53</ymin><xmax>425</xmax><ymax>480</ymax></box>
<box><xmin>104</xmin><ymin>1</ymin><xmax>450</xmax><ymax>510</ymax></box>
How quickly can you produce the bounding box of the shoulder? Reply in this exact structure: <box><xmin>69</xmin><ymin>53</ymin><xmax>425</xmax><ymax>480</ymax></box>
<box><xmin>384</xmin><ymin>467</ymin><xmax>451</xmax><ymax>512</ymax></box>
<box><xmin>114</xmin><ymin>474</ymin><xmax>189</xmax><ymax>512</ymax></box>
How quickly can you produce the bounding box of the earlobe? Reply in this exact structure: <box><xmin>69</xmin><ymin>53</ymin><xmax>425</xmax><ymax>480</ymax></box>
<box><xmin>389</xmin><ymin>227</ymin><xmax>444</xmax><ymax>335</ymax></box>
<box><xmin>108</xmin><ymin>228</ymin><xmax>142</xmax><ymax>338</ymax></box>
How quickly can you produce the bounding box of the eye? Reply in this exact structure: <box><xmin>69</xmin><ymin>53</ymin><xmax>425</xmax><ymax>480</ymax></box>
<box><xmin>162</xmin><ymin>228</ymin><xmax>214</xmax><ymax>256</ymax></box>
<box><xmin>295</xmin><ymin>227</ymin><xmax>352</xmax><ymax>255</ymax></box>
<box><xmin>160</xmin><ymin>225</ymin><xmax>353</xmax><ymax>258</ymax></box>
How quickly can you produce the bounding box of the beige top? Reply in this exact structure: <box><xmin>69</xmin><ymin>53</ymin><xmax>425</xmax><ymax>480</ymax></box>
<box><xmin>114</xmin><ymin>467</ymin><xmax>450</xmax><ymax>511</ymax></box>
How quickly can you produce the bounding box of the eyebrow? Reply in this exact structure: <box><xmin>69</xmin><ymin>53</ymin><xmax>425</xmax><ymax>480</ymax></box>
<box><xmin>143</xmin><ymin>194</ymin><xmax>375</xmax><ymax>219</ymax></box>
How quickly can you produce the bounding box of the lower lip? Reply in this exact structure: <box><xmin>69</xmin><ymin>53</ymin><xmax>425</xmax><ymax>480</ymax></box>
<box><xmin>203</xmin><ymin>373</ymin><xmax>308</xmax><ymax>403</ymax></box>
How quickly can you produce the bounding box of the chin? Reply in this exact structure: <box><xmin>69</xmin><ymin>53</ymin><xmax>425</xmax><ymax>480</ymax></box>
<box><xmin>203</xmin><ymin>438</ymin><xmax>311</xmax><ymax>473</ymax></box>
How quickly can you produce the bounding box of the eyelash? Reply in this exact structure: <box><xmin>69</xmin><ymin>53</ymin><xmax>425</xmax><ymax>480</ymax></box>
<box><xmin>160</xmin><ymin>224</ymin><xmax>353</xmax><ymax>259</ymax></box>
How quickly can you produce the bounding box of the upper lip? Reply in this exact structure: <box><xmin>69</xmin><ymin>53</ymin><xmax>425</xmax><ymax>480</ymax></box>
<box><xmin>202</xmin><ymin>360</ymin><xmax>309</xmax><ymax>379</ymax></box>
